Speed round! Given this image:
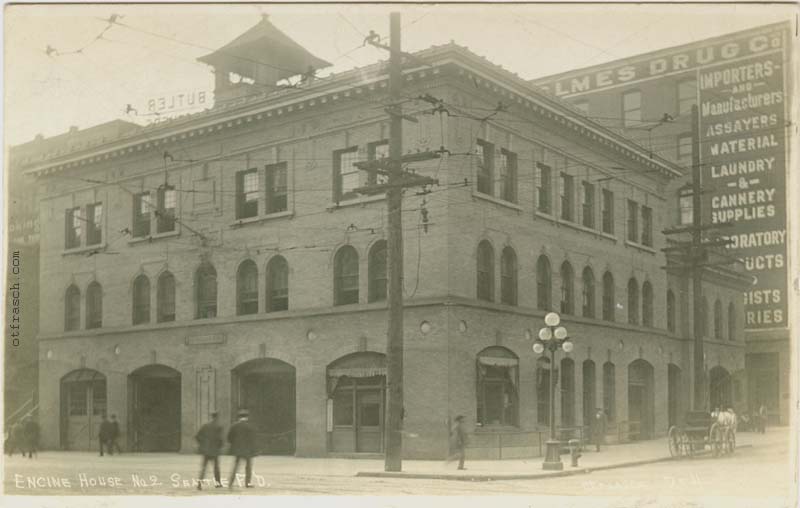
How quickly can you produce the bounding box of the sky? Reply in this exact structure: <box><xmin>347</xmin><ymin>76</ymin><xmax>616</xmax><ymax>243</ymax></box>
<box><xmin>3</xmin><ymin>3</ymin><xmax>795</xmax><ymax>147</ymax></box>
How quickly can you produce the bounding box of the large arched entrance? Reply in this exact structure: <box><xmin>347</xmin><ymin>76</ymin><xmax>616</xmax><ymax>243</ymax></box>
<box><xmin>668</xmin><ymin>364</ymin><xmax>682</xmax><ymax>428</ymax></box>
<box><xmin>627</xmin><ymin>360</ymin><xmax>655</xmax><ymax>440</ymax></box>
<box><xmin>231</xmin><ymin>358</ymin><xmax>296</xmax><ymax>455</ymax></box>
<box><xmin>582</xmin><ymin>360</ymin><xmax>596</xmax><ymax>428</ymax></box>
<box><xmin>709</xmin><ymin>366</ymin><xmax>732</xmax><ymax>411</ymax></box>
<box><xmin>327</xmin><ymin>352</ymin><xmax>386</xmax><ymax>454</ymax></box>
<box><xmin>128</xmin><ymin>365</ymin><xmax>181</xmax><ymax>452</ymax></box>
<box><xmin>60</xmin><ymin>369</ymin><xmax>106</xmax><ymax>450</ymax></box>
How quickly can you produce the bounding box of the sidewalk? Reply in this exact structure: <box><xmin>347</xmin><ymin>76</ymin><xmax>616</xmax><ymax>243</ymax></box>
<box><xmin>355</xmin><ymin>429</ymin><xmax>769</xmax><ymax>481</ymax></box>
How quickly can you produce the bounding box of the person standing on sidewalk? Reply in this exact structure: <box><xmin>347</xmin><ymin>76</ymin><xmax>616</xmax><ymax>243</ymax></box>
<box><xmin>447</xmin><ymin>415</ymin><xmax>468</xmax><ymax>470</ymax></box>
<box><xmin>758</xmin><ymin>404</ymin><xmax>768</xmax><ymax>434</ymax></box>
<box><xmin>22</xmin><ymin>416</ymin><xmax>40</xmax><ymax>459</ymax></box>
<box><xmin>591</xmin><ymin>408</ymin><xmax>607</xmax><ymax>452</ymax></box>
<box><xmin>227</xmin><ymin>409</ymin><xmax>257</xmax><ymax>489</ymax></box>
<box><xmin>109</xmin><ymin>414</ymin><xmax>123</xmax><ymax>454</ymax></box>
<box><xmin>195</xmin><ymin>411</ymin><xmax>223</xmax><ymax>490</ymax></box>
<box><xmin>98</xmin><ymin>414</ymin><xmax>114</xmax><ymax>456</ymax></box>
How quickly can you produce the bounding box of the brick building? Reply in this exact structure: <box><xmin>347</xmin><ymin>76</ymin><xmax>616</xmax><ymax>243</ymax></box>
<box><xmin>531</xmin><ymin>21</ymin><xmax>792</xmax><ymax>425</ymax></box>
<box><xmin>29</xmin><ymin>17</ymin><xmax>748</xmax><ymax>458</ymax></box>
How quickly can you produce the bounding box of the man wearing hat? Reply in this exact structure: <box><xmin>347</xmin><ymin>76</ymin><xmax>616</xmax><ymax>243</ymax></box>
<box><xmin>195</xmin><ymin>411</ymin><xmax>223</xmax><ymax>489</ymax></box>
<box><xmin>448</xmin><ymin>415</ymin><xmax>468</xmax><ymax>470</ymax></box>
<box><xmin>227</xmin><ymin>409</ymin><xmax>257</xmax><ymax>489</ymax></box>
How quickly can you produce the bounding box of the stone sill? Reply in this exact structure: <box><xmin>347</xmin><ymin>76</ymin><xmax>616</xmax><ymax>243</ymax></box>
<box><xmin>230</xmin><ymin>210</ymin><xmax>293</xmax><ymax>228</ymax></box>
<box><xmin>624</xmin><ymin>240</ymin><xmax>657</xmax><ymax>254</ymax></box>
<box><xmin>472</xmin><ymin>191</ymin><xmax>523</xmax><ymax>211</ymax></box>
<box><xmin>128</xmin><ymin>230</ymin><xmax>180</xmax><ymax>245</ymax></box>
<box><xmin>62</xmin><ymin>243</ymin><xmax>106</xmax><ymax>256</ymax></box>
<box><xmin>327</xmin><ymin>194</ymin><xmax>386</xmax><ymax>210</ymax></box>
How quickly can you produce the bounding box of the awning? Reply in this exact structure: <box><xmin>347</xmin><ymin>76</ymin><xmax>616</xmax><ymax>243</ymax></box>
<box><xmin>477</xmin><ymin>356</ymin><xmax>518</xmax><ymax>367</ymax></box>
<box><xmin>328</xmin><ymin>367</ymin><xmax>386</xmax><ymax>378</ymax></box>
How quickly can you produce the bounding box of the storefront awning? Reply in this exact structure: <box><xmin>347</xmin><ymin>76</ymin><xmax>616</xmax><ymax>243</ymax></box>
<box><xmin>328</xmin><ymin>367</ymin><xmax>386</xmax><ymax>378</ymax></box>
<box><xmin>477</xmin><ymin>356</ymin><xmax>518</xmax><ymax>367</ymax></box>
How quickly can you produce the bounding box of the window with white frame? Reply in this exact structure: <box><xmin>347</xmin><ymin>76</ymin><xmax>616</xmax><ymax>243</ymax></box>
<box><xmin>334</xmin><ymin>147</ymin><xmax>360</xmax><ymax>203</ymax></box>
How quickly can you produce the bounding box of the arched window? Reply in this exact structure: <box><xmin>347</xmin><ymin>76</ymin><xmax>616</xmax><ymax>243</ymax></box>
<box><xmin>500</xmin><ymin>247</ymin><xmax>518</xmax><ymax>305</ymax></box>
<box><xmin>64</xmin><ymin>285</ymin><xmax>81</xmax><ymax>331</ymax></box>
<box><xmin>368</xmin><ymin>240</ymin><xmax>387</xmax><ymax>303</ymax></box>
<box><xmin>334</xmin><ymin>246</ymin><xmax>359</xmax><ymax>305</ymax></box>
<box><xmin>537</xmin><ymin>255</ymin><xmax>552</xmax><ymax>311</ymax></box>
<box><xmin>477</xmin><ymin>241</ymin><xmax>494</xmax><ymax>301</ymax></box>
<box><xmin>603</xmin><ymin>361</ymin><xmax>616</xmax><ymax>422</ymax></box>
<box><xmin>86</xmin><ymin>282</ymin><xmax>103</xmax><ymax>329</ymax></box>
<box><xmin>714</xmin><ymin>299</ymin><xmax>723</xmax><ymax>339</ymax></box>
<box><xmin>195</xmin><ymin>263</ymin><xmax>217</xmax><ymax>319</ymax></box>
<box><xmin>536</xmin><ymin>357</ymin><xmax>551</xmax><ymax>426</ymax></box>
<box><xmin>560</xmin><ymin>261</ymin><xmax>575</xmax><ymax>315</ymax></box>
<box><xmin>728</xmin><ymin>302</ymin><xmax>736</xmax><ymax>341</ymax></box>
<box><xmin>602</xmin><ymin>271</ymin><xmax>615</xmax><ymax>321</ymax></box>
<box><xmin>132</xmin><ymin>275</ymin><xmax>150</xmax><ymax>325</ymax></box>
<box><xmin>157</xmin><ymin>271</ymin><xmax>176</xmax><ymax>323</ymax></box>
<box><xmin>700</xmin><ymin>297</ymin><xmax>709</xmax><ymax>337</ymax></box>
<box><xmin>266</xmin><ymin>256</ymin><xmax>289</xmax><ymax>312</ymax></box>
<box><xmin>627</xmin><ymin>278</ymin><xmax>639</xmax><ymax>325</ymax></box>
<box><xmin>667</xmin><ymin>289</ymin><xmax>676</xmax><ymax>333</ymax></box>
<box><xmin>476</xmin><ymin>346</ymin><xmax>519</xmax><ymax>426</ymax></box>
<box><xmin>561</xmin><ymin>358</ymin><xmax>575</xmax><ymax>426</ymax></box>
<box><xmin>582</xmin><ymin>267</ymin><xmax>595</xmax><ymax>318</ymax></box>
<box><xmin>642</xmin><ymin>281</ymin><xmax>653</xmax><ymax>327</ymax></box>
<box><xmin>237</xmin><ymin>260</ymin><xmax>259</xmax><ymax>315</ymax></box>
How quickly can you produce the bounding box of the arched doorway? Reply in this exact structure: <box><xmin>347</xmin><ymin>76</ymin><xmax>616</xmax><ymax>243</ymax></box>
<box><xmin>709</xmin><ymin>366</ymin><xmax>732</xmax><ymax>411</ymax></box>
<box><xmin>668</xmin><ymin>364</ymin><xmax>682</xmax><ymax>428</ymax></box>
<box><xmin>582</xmin><ymin>360</ymin><xmax>596</xmax><ymax>428</ymax></box>
<box><xmin>231</xmin><ymin>358</ymin><xmax>296</xmax><ymax>455</ymax></box>
<box><xmin>560</xmin><ymin>358</ymin><xmax>575</xmax><ymax>427</ymax></box>
<box><xmin>128</xmin><ymin>365</ymin><xmax>181</xmax><ymax>452</ymax></box>
<box><xmin>60</xmin><ymin>369</ymin><xmax>106</xmax><ymax>450</ymax></box>
<box><xmin>327</xmin><ymin>352</ymin><xmax>386</xmax><ymax>453</ymax></box>
<box><xmin>627</xmin><ymin>360</ymin><xmax>655</xmax><ymax>440</ymax></box>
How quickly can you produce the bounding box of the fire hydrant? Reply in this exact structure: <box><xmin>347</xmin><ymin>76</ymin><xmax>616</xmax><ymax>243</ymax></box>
<box><xmin>568</xmin><ymin>439</ymin><xmax>581</xmax><ymax>467</ymax></box>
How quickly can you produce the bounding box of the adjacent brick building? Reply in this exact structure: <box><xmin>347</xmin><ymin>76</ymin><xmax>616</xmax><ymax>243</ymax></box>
<box><xmin>28</xmin><ymin>17</ymin><xmax>748</xmax><ymax>458</ymax></box>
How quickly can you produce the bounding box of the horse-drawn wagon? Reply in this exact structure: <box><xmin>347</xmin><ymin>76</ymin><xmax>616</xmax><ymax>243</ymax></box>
<box><xmin>668</xmin><ymin>410</ymin><xmax>736</xmax><ymax>458</ymax></box>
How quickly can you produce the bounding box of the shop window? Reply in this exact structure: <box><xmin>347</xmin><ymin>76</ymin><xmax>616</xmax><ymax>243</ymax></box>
<box><xmin>476</xmin><ymin>347</ymin><xmax>519</xmax><ymax>427</ymax></box>
<box><xmin>237</xmin><ymin>260</ymin><xmax>259</xmax><ymax>315</ymax></box>
<box><xmin>195</xmin><ymin>263</ymin><xmax>218</xmax><ymax>319</ymax></box>
<box><xmin>477</xmin><ymin>240</ymin><xmax>495</xmax><ymax>302</ymax></box>
<box><xmin>157</xmin><ymin>271</ymin><xmax>176</xmax><ymax>323</ymax></box>
<box><xmin>334</xmin><ymin>246</ymin><xmax>359</xmax><ymax>305</ymax></box>
<box><xmin>500</xmin><ymin>246</ymin><xmax>517</xmax><ymax>305</ymax></box>
<box><xmin>64</xmin><ymin>285</ymin><xmax>81</xmax><ymax>331</ymax></box>
<box><xmin>368</xmin><ymin>240</ymin><xmax>387</xmax><ymax>303</ymax></box>
<box><xmin>132</xmin><ymin>274</ymin><xmax>150</xmax><ymax>325</ymax></box>
<box><xmin>266</xmin><ymin>256</ymin><xmax>289</xmax><ymax>312</ymax></box>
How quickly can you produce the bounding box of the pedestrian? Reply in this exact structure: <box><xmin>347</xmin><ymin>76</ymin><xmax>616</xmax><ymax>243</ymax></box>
<box><xmin>758</xmin><ymin>404</ymin><xmax>767</xmax><ymax>434</ymax></box>
<box><xmin>446</xmin><ymin>415</ymin><xmax>468</xmax><ymax>470</ymax></box>
<box><xmin>109</xmin><ymin>414</ymin><xmax>123</xmax><ymax>454</ymax></box>
<box><xmin>591</xmin><ymin>408</ymin><xmax>607</xmax><ymax>452</ymax></box>
<box><xmin>22</xmin><ymin>416</ymin><xmax>40</xmax><ymax>459</ymax></box>
<box><xmin>98</xmin><ymin>414</ymin><xmax>114</xmax><ymax>456</ymax></box>
<box><xmin>195</xmin><ymin>411</ymin><xmax>223</xmax><ymax>490</ymax></box>
<box><xmin>5</xmin><ymin>421</ymin><xmax>22</xmax><ymax>456</ymax></box>
<box><xmin>227</xmin><ymin>409</ymin><xmax>257</xmax><ymax>489</ymax></box>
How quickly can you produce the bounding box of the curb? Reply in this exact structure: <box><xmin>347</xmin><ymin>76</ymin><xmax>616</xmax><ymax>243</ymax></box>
<box><xmin>355</xmin><ymin>443</ymin><xmax>754</xmax><ymax>482</ymax></box>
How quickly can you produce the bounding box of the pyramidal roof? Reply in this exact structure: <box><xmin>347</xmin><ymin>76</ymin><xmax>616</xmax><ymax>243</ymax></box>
<box><xmin>198</xmin><ymin>15</ymin><xmax>332</xmax><ymax>77</ymax></box>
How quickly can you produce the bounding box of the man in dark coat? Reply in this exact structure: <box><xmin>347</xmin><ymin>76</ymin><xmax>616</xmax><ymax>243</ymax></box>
<box><xmin>98</xmin><ymin>414</ymin><xmax>114</xmax><ymax>456</ymax></box>
<box><xmin>6</xmin><ymin>421</ymin><xmax>22</xmax><ymax>456</ymax></box>
<box><xmin>195</xmin><ymin>411</ymin><xmax>223</xmax><ymax>489</ymax></box>
<box><xmin>447</xmin><ymin>415</ymin><xmax>468</xmax><ymax>470</ymax></box>
<box><xmin>109</xmin><ymin>414</ymin><xmax>123</xmax><ymax>454</ymax></box>
<box><xmin>591</xmin><ymin>408</ymin><xmax>607</xmax><ymax>452</ymax></box>
<box><xmin>227</xmin><ymin>409</ymin><xmax>257</xmax><ymax>488</ymax></box>
<box><xmin>22</xmin><ymin>416</ymin><xmax>40</xmax><ymax>459</ymax></box>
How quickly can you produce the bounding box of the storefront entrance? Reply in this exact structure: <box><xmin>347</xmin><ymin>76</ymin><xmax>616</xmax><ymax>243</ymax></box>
<box><xmin>627</xmin><ymin>359</ymin><xmax>655</xmax><ymax>440</ymax></box>
<box><xmin>327</xmin><ymin>352</ymin><xmax>386</xmax><ymax>454</ymax></box>
<box><xmin>232</xmin><ymin>358</ymin><xmax>296</xmax><ymax>455</ymax></box>
<box><xmin>128</xmin><ymin>365</ymin><xmax>181</xmax><ymax>452</ymax></box>
<box><xmin>60</xmin><ymin>369</ymin><xmax>106</xmax><ymax>450</ymax></box>
<box><xmin>709</xmin><ymin>366</ymin><xmax>732</xmax><ymax>411</ymax></box>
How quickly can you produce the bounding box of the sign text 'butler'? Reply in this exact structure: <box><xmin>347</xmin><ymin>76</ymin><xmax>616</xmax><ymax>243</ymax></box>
<box><xmin>700</xmin><ymin>28</ymin><xmax>789</xmax><ymax>330</ymax></box>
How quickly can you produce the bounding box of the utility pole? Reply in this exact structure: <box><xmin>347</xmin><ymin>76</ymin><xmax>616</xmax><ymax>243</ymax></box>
<box><xmin>690</xmin><ymin>103</ymin><xmax>705</xmax><ymax>412</ymax></box>
<box><xmin>354</xmin><ymin>12</ymin><xmax>440</xmax><ymax>472</ymax></box>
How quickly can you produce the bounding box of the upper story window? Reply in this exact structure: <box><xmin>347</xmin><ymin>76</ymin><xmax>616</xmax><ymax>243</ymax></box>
<box><xmin>627</xmin><ymin>200</ymin><xmax>639</xmax><ymax>243</ymax></box>
<box><xmin>86</xmin><ymin>203</ymin><xmax>103</xmax><ymax>246</ymax></box>
<box><xmin>266</xmin><ymin>256</ymin><xmax>289</xmax><ymax>312</ymax></box>
<box><xmin>627</xmin><ymin>278</ymin><xmax>639</xmax><ymax>325</ymax></box>
<box><xmin>667</xmin><ymin>289</ymin><xmax>676</xmax><ymax>333</ymax></box>
<box><xmin>236</xmin><ymin>169</ymin><xmax>259</xmax><ymax>220</ymax></box>
<box><xmin>641</xmin><ymin>205</ymin><xmax>653</xmax><ymax>247</ymax></box>
<box><xmin>728</xmin><ymin>302</ymin><xmax>736</xmax><ymax>341</ymax></box>
<box><xmin>537</xmin><ymin>163</ymin><xmax>552</xmax><ymax>214</ymax></box>
<box><xmin>86</xmin><ymin>281</ymin><xmax>103</xmax><ymax>330</ymax></box>
<box><xmin>679</xmin><ymin>187</ymin><xmax>694</xmax><ymax>225</ymax></box>
<box><xmin>132</xmin><ymin>274</ymin><xmax>150</xmax><ymax>325</ymax></box>
<box><xmin>334</xmin><ymin>245</ymin><xmax>359</xmax><ymax>306</ymax></box>
<box><xmin>65</xmin><ymin>207</ymin><xmax>82</xmax><ymax>249</ymax></box>
<box><xmin>500</xmin><ymin>246</ymin><xmax>517</xmax><ymax>306</ymax></box>
<box><xmin>642</xmin><ymin>281</ymin><xmax>653</xmax><ymax>327</ymax></box>
<box><xmin>476</xmin><ymin>139</ymin><xmax>494</xmax><ymax>196</ymax></box>
<box><xmin>367</xmin><ymin>140</ymin><xmax>389</xmax><ymax>186</ymax></box>
<box><xmin>677</xmin><ymin>79</ymin><xmax>697</xmax><ymax>116</ymax></box>
<box><xmin>714</xmin><ymin>299</ymin><xmax>723</xmax><ymax>339</ymax></box>
<box><xmin>582</xmin><ymin>266</ymin><xmax>595</xmax><ymax>318</ymax></box>
<box><xmin>157</xmin><ymin>271</ymin><xmax>176</xmax><ymax>323</ymax></box>
<box><xmin>368</xmin><ymin>240</ymin><xmax>387</xmax><ymax>303</ymax></box>
<box><xmin>602</xmin><ymin>189</ymin><xmax>614</xmax><ymax>234</ymax></box>
<box><xmin>64</xmin><ymin>285</ymin><xmax>81</xmax><ymax>331</ymax></box>
<box><xmin>700</xmin><ymin>297</ymin><xmax>709</xmax><ymax>337</ymax></box>
<box><xmin>560</xmin><ymin>261</ymin><xmax>575</xmax><ymax>315</ymax></box>
<box><xmin>677</xmin><ymin>133</ymin><xmax>693</xmax><ymax>166</ymax></box>
<box><xmin>536</xmin><ymin>255</ymin><xmax>552</xmax><ymax>311</ymax></box>
<box><xmin>602</xmin><ymin>271</ymin><xmax>615</xmax><ymax>322</ymax></box>
<box><xmin>195</xmin><ymin>262</ymin><xmax>218</xmax><ymax>319</ymax></box>
<box><xmin>498</xmin><ymin>149</ymin><xmax>518</xmax><ymax>203</ymax></box>
<box><xmin>333</xmin><ymin>147</ymin><xmax>360</xmax><ymax>203</ymax></box>
<box><xmin>477</xmin><ymin>240</ymin><xmax>495</xmax><ymax>302</ymax></box>
<box><xmin>560</xmin><ymin>173</ymin><xmax>574</xmax><ymax>222</ymax></box>
<box><xmin>132</xmin><ymin>192</ymin><xmax>151</xmax><ymax>238</ymax></box>
<box><xmin>622</xmin><ymin>90</ymin><xmax>642</xmax><ymax>127</ymax></box>
<box><xmin>582</xmin><ymin>181</ymin><xmax>595</xmax><ymax>229</ymax></box>
<box><xmin>157</xmin><ymin>186</ymin><xmax>177</xmax><ymax>233</ymax></box>
<box><xmin>266</xmin><ymin>162</ymin><xmax>288</xmax><ymax>214</ymax></box>
<box><xmin>236</xmin><ymin>260</ymin><xmax>259</xmax><ymax>315</ymax></box>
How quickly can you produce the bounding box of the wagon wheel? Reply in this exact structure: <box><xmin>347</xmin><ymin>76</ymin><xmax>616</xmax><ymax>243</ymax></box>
<box><xmin>725</xmin><ymin>428</ymin><xmax>736</xmax><ymax>455</ymax></box>
<box><xmin>668</xmin><ymin>426</ymin><xmax>681</xmax><ymax>458</ymax></box>
<box><xmin>709</xmin><ymin>423</ymin><xmax>723</xmax><ymax>458</ymax></box>
<box><xmin>681</xmin><ymin>431</ymin><xmax>693</xmax><ymax>458</ymax></box>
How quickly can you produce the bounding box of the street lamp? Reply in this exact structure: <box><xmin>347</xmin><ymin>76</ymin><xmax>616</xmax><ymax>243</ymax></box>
<box><xmin>531</xmin><ymin>311</ymin><xmax>574</xmax><ymax>471</ymax></box>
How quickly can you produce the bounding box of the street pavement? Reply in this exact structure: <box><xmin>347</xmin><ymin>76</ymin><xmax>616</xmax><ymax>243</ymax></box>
<box><xmin>2</xmin><ymin>427</ymin><xmax>793</xmax><ymax>498</ymax></box>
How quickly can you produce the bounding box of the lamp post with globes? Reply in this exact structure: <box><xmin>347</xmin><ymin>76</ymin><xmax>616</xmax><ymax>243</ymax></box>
<box><xmin>532</xmin><ymin>311</ymin><xmax>574</xmax><ymax>471</ymax></box>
